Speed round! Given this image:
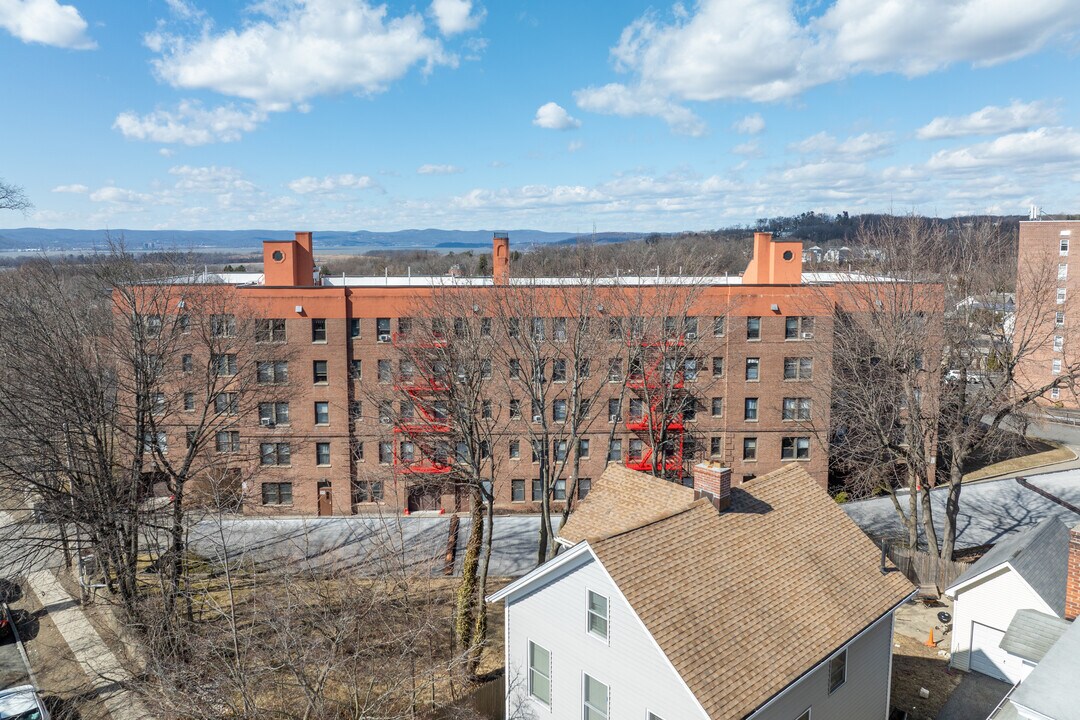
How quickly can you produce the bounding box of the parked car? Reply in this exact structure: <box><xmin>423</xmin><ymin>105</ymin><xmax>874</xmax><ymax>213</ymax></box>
<box><xmin>0</xmin><ymin>685</ymin><xmax>50</xmax><ymax>720</ymax></box>
<box><xmin>0</xmin><ymin>605</ymin><xmax>11</xmax><ymax>640</ymax></box>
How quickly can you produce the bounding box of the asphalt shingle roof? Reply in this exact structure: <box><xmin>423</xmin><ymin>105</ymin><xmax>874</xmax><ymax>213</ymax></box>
<box><xmin>561</xmin><ymin>463</ymin><xmax>914</xmax><ymax>720</ymax></box>
<box><xmin>1008</xmin><ymin>617</ymin><xmax>1080</xmax><ymax>719</ymax></box>
<box><xmin>999</xmin><ymin>609</ymin><xmax>1071</xmax><ymax>663</ymax></box>
<box><xmin>947</xmin><ymin>517</ymin><xmax>1071</xmax><ymax>614</ymax></box>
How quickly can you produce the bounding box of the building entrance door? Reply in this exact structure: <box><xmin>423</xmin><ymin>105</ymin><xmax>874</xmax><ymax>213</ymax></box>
<box><xmin>408</xmin><ymin>484</ymin><xmax>441</xmax><ymax>512</ymax></box>
<box><xmin>317</xmin><ymin>481</ymin><xmax>333</xmax><ymax>516</ymax></box>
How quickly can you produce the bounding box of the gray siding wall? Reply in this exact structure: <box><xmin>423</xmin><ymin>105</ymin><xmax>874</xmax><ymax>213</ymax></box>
<box><xmin>504</xmin><ymin>551</ymin><xmax>708</xmax><ymax>720</ymax></box>
<box><xmin>749</xmin><ymin>612</ymin><xmax>895</xmax><ymax>720</ymax></box>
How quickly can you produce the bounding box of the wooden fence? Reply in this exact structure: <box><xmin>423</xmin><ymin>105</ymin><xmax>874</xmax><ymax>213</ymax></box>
<box><xmin>883</xmin><ymin>542</ymin><xmax>972</xmax><ymax>590</ymax></box>
<box><xmin>435</xmin><ymin>673</ymin><xmax>504</xmax><ymax>720</ymax></box>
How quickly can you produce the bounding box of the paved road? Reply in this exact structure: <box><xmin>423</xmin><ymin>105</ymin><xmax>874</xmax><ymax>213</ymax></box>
<box><xmin>842</xmin><ymin>466</ymin><xmax>1080</xmax><ymax>550</ymax></box>
<box><xmin>0</xmin><ymin>607</ymin><xmax>30</xmax><ymax>689</ymax></box>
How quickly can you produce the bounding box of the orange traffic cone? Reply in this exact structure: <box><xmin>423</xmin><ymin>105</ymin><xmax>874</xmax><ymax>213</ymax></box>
<box><xmin>925</xmin><ymin>628</ymin><xmax>936</xmax><ymax>647</ymax></box>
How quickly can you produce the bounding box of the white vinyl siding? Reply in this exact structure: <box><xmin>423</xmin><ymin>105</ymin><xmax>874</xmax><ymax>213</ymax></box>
<box><xmin>948</xmin><ymin>566</ymin><xmax>1057</xmax><ymax>676</ymax></box>
<box><xmin>504</xmin><ymin>552</ymin><xmax>708</xmax><ymax>720</ymax></box>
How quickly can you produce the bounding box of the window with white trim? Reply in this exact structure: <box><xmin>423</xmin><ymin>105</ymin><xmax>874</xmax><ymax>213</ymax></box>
<box><xmin>795</xmin><ymin>710</ymin><xmax>811</xmax><ymax>720</ymax></box>
<box><xmin>583</xmin><ymin>674</ymin><xmax>609</xmax><ymax>720</ymax></box>
<box><xmin>528</xmin><ymin>641</ymin><xmax>551</xmax><ymax>705</ymax></box>
<box><xmin>1053</xmin><ymin>359</ymin><xmax>1062</xmax><ymax>375</ymax></box>
<box><xmin>1054</xmin><ymin>335</ymin><xmax>1064</xmax><ymax>352</ymax></box>
<box><xmin>1058</xmin><ymin>288</ymin><xmax>1067</xmax><ymax>305</ymax></box>
<box><xmin>1060</xmin><ymin>264</ymin><xmax>1069</xmax><ymax>280</ymax></box>
<box><xmin>1051</xmin><ymin>387</ymin><xmax>1061</xmax><ymax>400</ymax></box>
<box><xmin>1057</xmin><ymin>311</ymin><xmax>1066</xmax><ymax>327</ymax></box>
<box><xmin>587</xmin><ymin>590</ymin><xmax>609</xmax><ymax>640</ymax></box>
<box><xmin>1063</xmin><ymin>233</ymin><xmax>1072</xmax><ymax>256</ymax></box>
<box><xmin>648</xmin><ymin>713</ymin><xmax>666</xmax><ymax>720</ymax></box>
<box><xmin>828</xmin><ymin>650</ymin><xmax>847</xmax><ymax>693</ymax></box>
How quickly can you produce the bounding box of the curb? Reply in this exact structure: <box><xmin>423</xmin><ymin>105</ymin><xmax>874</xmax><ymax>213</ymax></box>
<box><xmin>3</xmin><ymin>601</ymin><xmax>39</xmax><ymax>688</ymax></box>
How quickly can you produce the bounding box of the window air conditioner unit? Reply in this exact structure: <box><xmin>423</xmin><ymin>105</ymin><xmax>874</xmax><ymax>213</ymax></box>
<box><xmin>802</xmin><ymin>332</ymin><xmax>815</xmax><ymax>339</ymax></box>
<box><xmin>378</xmin><ymin>334</ymin><xmax>391</xmax><ymax>343</ymax></box>
<box><xmin>609</xmin><ymin>414</ymin><xmax>620</xmax><ymax>422</ymax></box>
<box><xmin>686</xmin><ymin>332</ymin><xmax>697</xmax><ymax>340</ymax></box>
<box><xmin>609</xmin><ymin>373</ymin><xmax>621</xmax><ymax>381</ymax></box>
<box><xmin>532</xmin><ymin>415</ymin><xmax>543</xmax><ymax>423</ymax></box>
<box><xmin>259</xmin><ymin>418</ymin><xmax>274</xmax><ymax>427</ymax></box>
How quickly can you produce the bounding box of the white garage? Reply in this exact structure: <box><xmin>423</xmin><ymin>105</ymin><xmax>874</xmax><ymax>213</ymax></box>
<box><xmin>944</xmin><ymin>517</ymin><xmax>1071</xmax><ymax>680</ymax></box>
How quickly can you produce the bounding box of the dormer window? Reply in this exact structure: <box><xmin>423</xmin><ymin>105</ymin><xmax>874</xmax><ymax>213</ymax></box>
<box><xmin>587</xmin><ymin>590</ymin><xmax>609</xmax><ymax>640</ymax></box>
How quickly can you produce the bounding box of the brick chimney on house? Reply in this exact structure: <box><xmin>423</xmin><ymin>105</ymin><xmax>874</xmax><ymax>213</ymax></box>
<box><xmin>1067</xmin><ymin>523</ymin><xmax>1080</xmax><ymax>620</ymax></box>
<box><xmin>693</xmin><ymin>462</ymin><xmax>732</xmax><ymax>512</ymax></box>
<box><xmin>492</xmin><ymin>232</ymin><xmax>510</xmax><ymax>285</ymax></box>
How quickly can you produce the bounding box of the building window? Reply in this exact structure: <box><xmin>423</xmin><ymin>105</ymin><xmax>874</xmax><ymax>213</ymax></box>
<box><xmin>608</xmin><ymin>439</ymin><xmax>622</xmax><ymax>462</ymax></box>
<box><xmin>746</xmin><ymin>316</ymin><xmax>761</xmax><ymax>340</ymax></box>
<box><xmin>531</xmin><ymin>317</ymin><xmax>545</xmax><ymax>341</ymax></box>
<box><xmin>316</xmin><ymin>442</ymin><xmax>331</xmax><ymax>466</ymax></box>
<box><xmin>784</xmin><ymin>357</ymin><xmax>813</xmax><ymax>380</ymax></box>
<box><xmin>509</xmin><ymin>358</ymin><xmax>521</xmax><ymax>379</ymax></box>
<box><xmin>509</xmin><ymin>440</ymin><xmax>520</xmax><ymax>459</ymax></box>
<box><xmin>261</xmin><ymin>482</ymin><xmax>293</xmax><ymax>505</ymax></box>
<box><xmin>183</xmin><ymin>392</ymin><xmax>195</xmax><ymax>411</ymax></box>
<box><xmin>710</xmin><ymin>437</ymin><xmax>722</xmax><ymax>457</ymax></box>
<box><xmin>1057</xmin><ymin>311</ymin><xmax>1066</xmax><ymax>327</ymax></box>
<box><xmin>628</xmin><ymin>438</ymin><xmax>643</xmax><ymax>461</ymax></box>
<box><xmin>314</xmin><ymin>401</ymin><xmax>330</xmax><ymax>425</ymax></box>
<box><xmin>745</xmin><ymin>357</ymin><xmax>760</xmax><ymax>381</ymax></box>
<box><xmin>144</xmin><ymin>431</ymin><xmax>168</xmax><ymax>455</ymax></box>
<box><xmin>528</xmin><ymin>641</ymin><xmax>551</xmax><ymax>706</ymax></box>
<box><xmin>608</xmin><ymin>358</ymin><xmax>622</xmax><ymax>382</ymax></box>
<box><xmin>351</xmin><ymin>440</ymin><xmax>364</xmax><ymax>461</ymax></box>
<box><xmin>744</xmin><ymin>397</ymin><xmax>758</xmax><ymax>421</ymax></box>
<box><xmin>783</xmin><ymin>397</ymin><xmax>812</xmax><ymax>421</ymax></box>
<box><xmin>255</xmin><ymin>318</ymin><xmax>286</xmax><ymax>343</ymax></box>
<box><xmin>351</xmin><ymin>479</ymin><xmax>382</xmax><ymax>503</ymax></box>
<box><xmin>511</xmin><ymin>479</ymin><xmax>525</xmax><ymax>502</ymax></box>
<box><xmin>375</xmin><ymin>359</ymin><xmax>390</xmax><ymax>383</ymax></box>
<box><xmin>553</xmin><ymin>317</ymin><xmax>568</xmax><ymax>342</ymax></box>
<box><xmin>684</xmin><ymin>357</ymin><xmax>698</xmax><ymax>381</ymax></box>
<box><xmin>309</xmin><ymin>360</ymin><xmax>327</xmax><ymax>384</ymax></box>
<box><xmin>684</xmin><ymin>316</ymin><xmax>698</xmax><ymax>339</ymax></box>
<box><xmin>713</xmin><ymin>315</ymin><xmax>725</xmax><ymax>337</ymax></box>
<box><xmin>552</xmin><ymin>399</ymin><xmax>568</xmax><ymax>422</ymax></box>
<box><xmin>215</xmin><ymin>431</ymin><xmax>240</xmax><ymax>454</ymax></box>
<box><xmin>552</xmin><ymin>359</ymin><xmax>567</xmax><ymax>382</ymax></box>
<box><xmin>211</xmin><ymin>314</ymin><xmax>236</xmax><ymax>338</ymax></box>
<box><xmin>553</xmin><ymin>479</ymin><xmax>566</xmax><ymax>500</ymax></box>
<box><xmin>1055</xmin><ymin>335</ymin><xmax>1065</xmax><ymax>352</ymax></box>
<box><xmin>1062</xmin><ymin>235</ymin><xmax>1071</xmax><ymax>255</ymax></box>
<box><xmin>258</xmin><ymin>401</ymin><xmax>289</xmax><ymax>426</ymax></box>
<box><xmin>782</xmin><ymin>436</ymin><xmax>811</xmax><ymax>460</ymax></box>
<box><xmin>578</xmin><ymin>478</ymin><xmax>591</xmax><ymax>499</ymax></box>
<box><xmin>178</xmin><ymin>314</ymin><xmax>190</xmax><ymax>334</ymax></box>
<box><xmin>150</xmin><ymin>393</ymin><xmax>166</xmax><ymax>415</ymax></box>
<box><xmin>578</xmin><ymin>438</ymin><xmax>590</xmax><ymax>458</ymax></box>
<box><xmin>587</xmin><ymin>590</ymin><xmax>609</xmax><ymax>640</ymax></box>
<box><xmin>711</xmin><ymin>397</ymin><xmax>723</xmax><ymax>417</ymax></box>
<box><xmin>554</xmin><ymin>440</ymin><xmax>568</xmax><ymax>462</ymax></box>
<box><xmin>509</xmin><ymin>398</ymin><xmax>522</xmax><ymax>420</ymax></box>
<box><xmin>182</xmin><ymin>354</ymin><xmax>193</xmax><ymax>372</ymax></box>
<box><xmin>682</xmin><ymin>397</ymin><xmax>699</xmax><ymax>422</ymax></box>
<box><xmin>743</xmin><ymin>437</ymin><xmax>757</xmax><ymax>461</ymax></box>
<box><xmin>531</xmin><ymin>479</ymin><xmax>543</xmax><ymax>501</ymax></box>
<box><xmin>311</xmin><ymin>318</ymin><xmax>327</xmax><ymax>342</ymax></box>
<box><xmin>532</xmin><ymin>440</ymin><xmax>543</xmax><ymax>462</ymax></box>
<box><xmin>1060</xmin><ymin>264</ymin><xmax>1070</xmax><ymax>281</ymax></box>
<box><xmin>1051</xmin><ymin>387</ymin><xmax>1061</xmax><ymax>400</ymax></box>
<box><xmin>213</xmin><ymin>353</ymin><xmax>238</xmax><ymax>376</ymax></box>
<box><xmin>795</xmin><ymin>710</ymin><xmax>810</xmax><ymax>720</ymax></box>
<box><xmin>607</xmin><ymin>398</ymin><xmax>621</xmax><ymax>422</ymax></box>
<box><xmin>712</xmin><ymin>356</ymin><xmax>724</xmax><ymax>378</ymax></box>
<box><xmin>828</xmin><ymin>650</ymin><xmax>847</xmax><ymax>693</ymax></box>
<box><xmin>379</xmin><ymin>441</ymin><xmax>393</xmax><ymax>464</ymax></box>
<box><xmin>402</xmin><ymin>441</ymin><xmax>417</xmax><ymax>462</ymax></box>
<box><xmin>1058</xmin><ymin>288</ymin><xmax>1067</xmax><ymax>304</ymax></box>
<box><xmin>376</xmin><ymin>318</ymin><xmax>391</xmax><ymax>341</ymax></box>
<box><xmin>348</xmin><ymin>400</ymin><xmax>361</xmax><ymax>423</ymax></box>
<box><xmin>260</xmin><ymin>442</ymin><xmax>291</xmax><ymax>466</ymax></box>
<box><xmin>348</xmin><ymin>318</ymin><xmax>361</xmax><ymax>338</ymax></box>
<box><xmin>1053</xmin><ymin>359</ymin><xmax>1062</xmax><ymax>375</ymax></box>
<box><xmin>583</xmin><ymin>674</ymin><xmax>608</xmax><ymax>720</ymax></box>
<box><xmin>214</xmin><ymin>392</ymin><xmax>238</xmax><ymax>415</ymax></box>
<box><xmin>258</xmin><ymin>360</ymin><xmax>288</xmax><ymax>384</ymax></box>
<box><xmin>785</xmin><ymin>316</ymin><xmax>815</xmax><ymax>340</ymax></box>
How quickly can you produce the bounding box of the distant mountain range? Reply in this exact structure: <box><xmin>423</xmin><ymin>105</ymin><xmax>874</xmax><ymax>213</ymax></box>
<box><xmin>0</xmin><ymin>227</ymin><xmax>631</xmax><ymax>252</ymax></box>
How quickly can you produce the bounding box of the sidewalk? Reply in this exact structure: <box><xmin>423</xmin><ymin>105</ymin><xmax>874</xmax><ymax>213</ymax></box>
<box><xmin>25</xmin><ymin>571</ymin><xmax>149</xmax><ymax>720</ymax></box>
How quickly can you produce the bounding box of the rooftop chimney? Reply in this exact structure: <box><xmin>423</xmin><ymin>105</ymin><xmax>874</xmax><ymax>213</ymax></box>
<box><xmin>492</xmin><ymin>232</ymin><xmax>510</xmax><ymax>285</ymax></box>
<box><xmin>693</xmin><ymin>462</ymin><xmax>731</xmax><ymax>512</ymax></box>
<box><xmin>1067</xmin><ymin>523</ymin><xmax>1080</xmax><ymax>620</ymax></box>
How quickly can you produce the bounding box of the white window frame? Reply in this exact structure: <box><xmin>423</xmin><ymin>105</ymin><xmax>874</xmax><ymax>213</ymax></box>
<box><xmin>586</xmin><ymin>590</ymin><xmax>609</xmax><ymax>642</ymax></box>
<box><xmin>1060</xmin><ymin>264</ymin><xmax>1069</xmax><ymax>280</ymax></box>
<box><xmin>1051</xmin><ymin>387</ymin><xmax>1061</xmax><ymax>400</ymax></box>
<box><xmin>1062</xmin><ymin>232</ymin><xmax>1072</xmax><ymax>256</ymax></box>
<box><xmin>527</xmin><ymin>640</ymin><xmax>551</xmax><ymax>707</ymax></box>
<box><xmin>1054</xmin><ymin>335</ymin><xmax>1064</xmax><ymax>352</ymax></box>
<box><xmin>1057</xmin><ymin>311</ymin><xmax>1066</xmax><ymax>327</ymax></box>
<box><xmin>647</xmin><ymin>713</ymin><xmax>666</xmax><ymax>720</ymax></box>
<box><xmin>795</xmin><ymin>709</ymin><xmax>811</xmax><ymax>720</ymax></box>
<box><xmin>1053</xmin><ymin>359</ymin><xmax>1063</xmax><ymax>375</ymax></box>
<box><xmin>582</xmin><ymin>673</ymin><xmax>609</xmax><ymax>720</ymax></box>
<box><xmin>1057</xmin><ymin>288</ymin><xmax>1067</xmax><ymax>305</ymax></box>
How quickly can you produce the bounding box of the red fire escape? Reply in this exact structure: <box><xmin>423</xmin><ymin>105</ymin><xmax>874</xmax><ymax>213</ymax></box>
<box><xmin>392</xmin><ymin>332</ymin><xmax>452</xmax><ymax>475</ymax></box>
<box><xmin>624</xmin><ymin>337</ymin><xmax>685</xmax><ymax>476</ymax></box>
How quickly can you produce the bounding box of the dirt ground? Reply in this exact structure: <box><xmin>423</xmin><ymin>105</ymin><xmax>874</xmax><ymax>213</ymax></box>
<box><xmin>891</xmin><ymin>632</ymin><xmax>964</xmax><ymax>720</ymax></box>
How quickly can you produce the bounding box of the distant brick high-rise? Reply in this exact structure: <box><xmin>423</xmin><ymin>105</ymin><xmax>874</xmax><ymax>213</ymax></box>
<box><xmin>134</xmin><ymin>230</ymin><xmax>919</xmax><ymax>517</ymax></box>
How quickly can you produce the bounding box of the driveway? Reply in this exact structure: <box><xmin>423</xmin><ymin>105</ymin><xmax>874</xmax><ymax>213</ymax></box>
<box><xmin>842</xmin><ymin>466</ymin><xmax>1080</xmax><ymax>551</ymax></box>
<box><xmin>936</xmin><ymin>672</ymin><xmax>1011</xmax><ymax>720</ymax></box>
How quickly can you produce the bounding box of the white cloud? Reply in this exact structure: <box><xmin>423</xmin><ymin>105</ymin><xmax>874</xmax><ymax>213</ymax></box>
<box><xmin>732</xmin><ymin>140</ymin><xmax>761</xmax><ymax>156</ymax></box>
<box><xmin>926</xmin><ymin>127</ymin><xmax>1080</xmax><ymax>172</ymax></box>
<box><xmin>733</xmin><ymin>113</ymin><xmax>765</xmax><ymax>134</ymax></box>
<box><xmin>89</xmin><ymin>186</ymin><xmax>154</xmax><ymax>204</ymax></box>
<box><xmin>113</xmin><ymin>100</ymin><xmax>267</xmax><ymax>145</ymax></box>
<box><xmin>287</xmin><ymin>173</ymin><xmax>380</xmax><ymax>194</ymax></box>
<box><xmin>159</xmin><ymin>148</ymin><xmax>175</xmax><ymax>157</ymax></box>
<box><xmin>51</xmin><ymin>183</ymin><xmax>88</xmax><ymax>194</ymax></box>
<box><xmin>574</xmin><ymin>0</ymin><xmax>1080</xmax><ymax>134</ymax></box>
<box><xmin>568</xmin><ymin>140</ymin><xmax>584</xmax><ymax>153</ymax></box>
<box><xmin>574</xmin><ymin>83</ymin><xmax>706</xmax><ymax>137</ymax></box>
<box><xmin>0</xmin><ymin>0</ymin><xmax>95</xmax><ymax>49</ymax></box>
<box><xmin>789</xmin><ymin>130</ymin><xmax>893</xmax><ymax>158</ymax></box>
<box><xmin>169</xmin><ymin>165</ymin><xmax>257</xmax><ymax>193</ymax></box>
<box><xmin>430</xmin><ymin>0</ymin><xmax>483</xmax><ymax>35</ymax></box>
<box><xmin>533</xmin><ymin>101</ymin><xmax>581</xmax><ymax>130</ymax></box>
<box><xmin>916</xmin><ymin>100</ymin><xmax>1058</xmax><ymax>139</ymax></box>
<box><xmin>417</xmin><ymin>163</ymin><xmax>463</xmax><ymax>175</ymax></box>
<box><xmin>146</xmin><ymin>0</ymin><xmax>452</xmax><ymax>111</ymax></box>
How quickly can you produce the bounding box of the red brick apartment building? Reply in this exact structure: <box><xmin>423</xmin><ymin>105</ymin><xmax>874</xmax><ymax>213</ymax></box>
<box><xmin>1016</xmin><ymin>219</ymin><xmax>1080</xmax><ymax>409</ymax></box>
<box><xmin>137</xmin><ymin>231</ymin><xmax>893</xmax><ymax>516</ymax></box>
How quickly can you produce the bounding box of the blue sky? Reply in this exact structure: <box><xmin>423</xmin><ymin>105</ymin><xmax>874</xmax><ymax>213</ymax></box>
<box><xmin>1</xmin><ymin>0</ymin><xmax>1079</xmax><ymax>232</ymax></box>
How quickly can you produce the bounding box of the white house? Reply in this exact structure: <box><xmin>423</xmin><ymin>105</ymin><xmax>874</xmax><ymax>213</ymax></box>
<box><xmin>489</xmin><ymin>462</ymin><xmax>914</xmax><ymax>720</ymax></box>
<box><xmin>944</xmin><ymin>517</ymin><xmax>1077</xmax><ymax>684</ymax></box>
<box><xmin>988</xmin><ymin>616</ymin><xmax>1080</xmax><ymax>719</ymax></box>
